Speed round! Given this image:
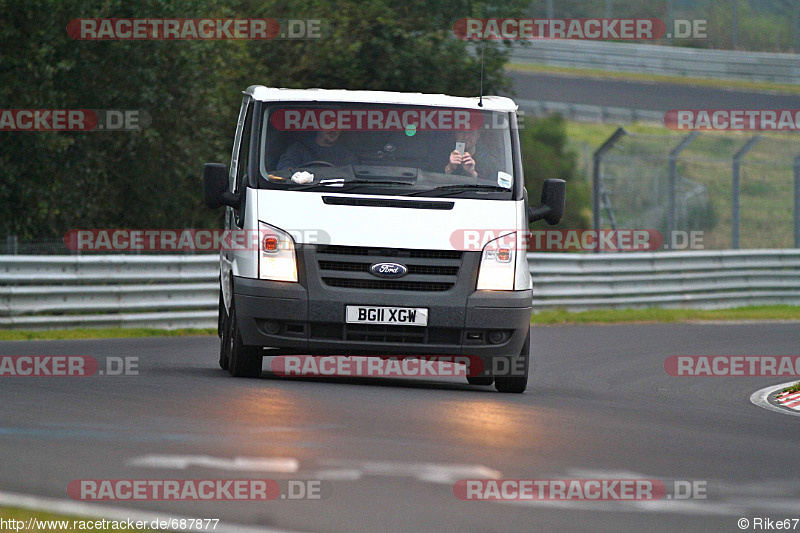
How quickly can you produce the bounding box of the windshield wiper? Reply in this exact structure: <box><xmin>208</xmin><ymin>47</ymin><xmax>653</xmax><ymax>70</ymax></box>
<box><xmin>288</xmin><ymin>179</ymin><xmax>416</xmax><ymax>191</ymax></box>
<box><xmin>407</xmin><ymin>184</ymin><xmax>511</xmax><ymax>196</ymax></box>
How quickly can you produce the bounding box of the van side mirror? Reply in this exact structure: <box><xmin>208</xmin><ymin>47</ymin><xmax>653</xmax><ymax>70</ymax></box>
<box><xmin>203</xmin><ymin>163</ymin><xmax>240</xmax><ymax>209</ymax></box>
<box><xmin>528</xmin><ymin>178</ymin><xmax>565</xmax><ymax>225</ymax></box>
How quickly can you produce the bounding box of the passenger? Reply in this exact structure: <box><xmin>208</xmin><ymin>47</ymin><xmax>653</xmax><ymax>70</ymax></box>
<box><xmin>443</xmin><ymin>128</ymin><xmax>502</xmax><ymax>180</ymax></box>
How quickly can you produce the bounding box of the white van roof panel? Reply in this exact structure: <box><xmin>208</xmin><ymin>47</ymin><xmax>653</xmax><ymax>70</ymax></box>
<box><xmin>245</xmin><ymin>85</ymin><xmax>517</xmax><ymax>112</ymax></box>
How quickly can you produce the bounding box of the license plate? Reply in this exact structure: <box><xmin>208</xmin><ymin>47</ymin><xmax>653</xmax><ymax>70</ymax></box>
<box><xmin>346</xmin><ymin>306</ymin><xmax>428</xmax><ymax>326</ymax></box>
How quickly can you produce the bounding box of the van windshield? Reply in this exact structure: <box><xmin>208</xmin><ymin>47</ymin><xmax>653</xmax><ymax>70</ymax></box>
<box><xmin>258</xmin><ymin>103</ymin><xmax>515</xmax><ymax>199</ymax></box>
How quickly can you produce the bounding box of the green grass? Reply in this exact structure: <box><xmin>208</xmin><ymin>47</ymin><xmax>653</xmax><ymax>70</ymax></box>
<box><xmin>530</xmin><ymin>305</ymin><xmax>800</xmax><ymax>325</ymax></box>
<box><xmin>1</xmin><ymin>307</ymin><xmax>798</xmax><ymax>341</ymax></box>
<box><xmin>506</xmin><ymin>62</ymin><xmax>800</xmax><ymax>96</ymax></box>
<box><xmin>782</xmin><ymin>382</ymin><xmax>800</xmax><ymax>394</ymax></box>
<box><xmin>0</xmin><ymin>507</ymin><xmax>159</xmax><ymax>532</ymax></box>
<box><xmin>0</xmin><ymin>327</ymin><xmax>215</xmax><ymax>341</ymax></box>
<box><xmin>565</xmin><ymin>121</ymin><xmax>682</xmax><ymax>146</ymax></box>
<box><xmin>564</xmin><ymin>120</ymin><xmax>799</xmax><ymax>249</ymax></box>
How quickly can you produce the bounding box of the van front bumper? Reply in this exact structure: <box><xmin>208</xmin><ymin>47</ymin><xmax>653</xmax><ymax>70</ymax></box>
<box><xmin>233</xmin><ymin>275</ymin><xmax>532</xmax><ymax>358</ymax></box>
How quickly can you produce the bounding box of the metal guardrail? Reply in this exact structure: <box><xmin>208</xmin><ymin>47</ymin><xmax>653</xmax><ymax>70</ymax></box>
<box><xmin>0</xmin><ymin>256</ymin><xmax>218</xmax><ymax>329</ymax></box>
<box><xmin>516</xmin><ymin>99</ymin><xmax>663</xmax><ymax>124</ymax></box>
<box><xmin>510</xmin><ymin>41</ymin><xmax>800</xmax><ymax>84</ymax></box>
<box><xmin>2</xmin><ymin>251</ymin><xmax>800</xmax><ymax>329</ymax></box>
<box><xmin>529</xmin><ymin>250</ymin><xmax>800</xmax><ymax>310</ymax></box>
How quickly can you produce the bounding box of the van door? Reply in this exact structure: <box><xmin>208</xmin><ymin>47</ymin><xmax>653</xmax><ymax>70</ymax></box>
<box><xmin>221</xmin><ymin>96</ymin><xmax>254</xmax><ymax>311</ymax></box>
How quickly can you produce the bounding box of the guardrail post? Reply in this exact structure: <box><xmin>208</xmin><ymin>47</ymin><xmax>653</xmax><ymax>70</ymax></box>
<box><xmin>668</xmin><ymin>132</ymin><xmax>700</xmax><ymax>239</ymax></box>
<box><xmin>795</xmin><ymin>153</ymin><xmax>800</xmax><ymax>247</ymax></box>
<box><xmin>731</xmin><ymin>135</ymin><xmax>762</xmax><ymax>249</ymax></box>
<box><xmin>795</xmin><ymin>9</ymin><xmax>800</xmax><ymax>53</ymax></box>
<box><xmin>592</xmin><ymin>127</ymin><xmax>627</xmax><ymax>251</ymax></box>
<box><xmin>5</xmin><ymin>235</ymin><xmax>17</xmax><ymax>255</ymax></box>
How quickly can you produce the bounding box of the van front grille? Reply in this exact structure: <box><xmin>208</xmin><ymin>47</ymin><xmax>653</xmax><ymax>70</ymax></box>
<box><xmin>315</xmin><ymin>245</ymin><xmax>462</xmax><ymax>292</ymax></box>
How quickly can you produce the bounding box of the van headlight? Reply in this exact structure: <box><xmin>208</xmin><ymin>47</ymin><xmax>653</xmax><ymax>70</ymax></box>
<box><xmin>476</xmin><ymin>233</ymin><xmax>516</xmax><ymax>291</ymax></box>
<box><xmin>259</xmin><ymin>222</ymin><xmax>298</xmax><ymax>282</ymax></box>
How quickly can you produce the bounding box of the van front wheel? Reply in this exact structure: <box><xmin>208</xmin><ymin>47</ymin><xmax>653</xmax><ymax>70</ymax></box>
<box><xmin>227</xmin><ymin>304</ymin><xmax>263</xmax><ymax>378</ymax></box>
<box><xmin>218</xmin><ymin>293</ymin><xmax>230</xmax><ymax>370</ymax></box>
<box><xmin>494</xmin><ymin>331</ymin><xmax>530</xmax><ymax>394</ymax></box>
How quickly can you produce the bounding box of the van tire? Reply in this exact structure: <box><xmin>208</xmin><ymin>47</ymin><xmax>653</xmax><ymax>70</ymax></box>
<box><xmin>494</xmin><ymin>331</ymin><xmax>530</xmax><ymax>394</ymax></box>
<box><xmin>227</xmin><ymin>304</ymin><xmax>263</xmax><ymax>378</ymax></box>
<box><xmin>218</xmin><ymin>293</ymin><xmax>230</xmax><ymax>370</ymax></box>
<box><xmin>467</xmin><ymin>376</ymin><xmax>494</xmax><ymax>386</ymax></box>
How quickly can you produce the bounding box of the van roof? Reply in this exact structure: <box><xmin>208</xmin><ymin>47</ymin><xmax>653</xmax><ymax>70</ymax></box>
<box><xmin>245</xmin><ymin>85</ymin><xmax>517</xmax><ymax>112</ymax></box>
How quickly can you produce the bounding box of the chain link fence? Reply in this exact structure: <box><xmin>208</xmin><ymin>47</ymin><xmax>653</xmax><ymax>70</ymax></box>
<box><xmin>594</xmin><ymin>129</ymin><xmax>800</xmax><ymax>249</ymax></box>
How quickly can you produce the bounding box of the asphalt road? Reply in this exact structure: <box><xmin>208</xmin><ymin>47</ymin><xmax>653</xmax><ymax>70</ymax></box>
<box><xmin>507</xmin><ymin>71</ymin><xmax>800</xmax><ymax>111</ymax></box>
<box><xmin>1</xmin><ymin>323</ymin><xmax>799</xmax><ymax>533</ymax></box>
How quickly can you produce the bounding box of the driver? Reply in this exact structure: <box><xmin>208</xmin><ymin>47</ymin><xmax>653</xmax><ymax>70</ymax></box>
<box><xmin>277</xmin><ymin>130</ymin><xmax>358</xmax><ymax>170</ymax></box>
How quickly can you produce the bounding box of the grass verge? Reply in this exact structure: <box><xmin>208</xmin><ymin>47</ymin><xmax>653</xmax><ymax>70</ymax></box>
<box><xmin>781</xmin><ymin>382</ymin><xmax>800</xmax><ymax>394</ymax></box>
<box><xmin>0</xmin><ymin>327</ymin><xmax>216</xmax><ymax>341</ymax></box>
<box><xmin>564</xmin><ymin>119</ymin><xmax>798</xmax><ymax>249</ymax></box>
<box><xmin>0</xmin><ymin>506</ymin><xmax>159</xmax><ymax>532</ymax></box>
<box><xmin>1</xmin><ymin>307</ymin><xmax>799</xmax><ymax>340</ymax></box>
<box><xmin>506</xmin><ymin>62</ymin><xmax>800</xmax><ymax>95</ymax></box>
<box><xmin>530</xmin><ymin>305</ymin><xmax>800</xmax><ymax>325</ymax></box>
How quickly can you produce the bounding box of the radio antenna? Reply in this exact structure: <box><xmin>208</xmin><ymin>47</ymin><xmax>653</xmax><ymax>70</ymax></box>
<box><xmin>478</xmin><ymin>41</ymin><xmax>485</xmax><ymax>107</ymax></box>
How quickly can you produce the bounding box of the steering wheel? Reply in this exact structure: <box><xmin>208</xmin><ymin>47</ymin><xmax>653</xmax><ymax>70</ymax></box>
<box><xmin>297</xmin><ymin>161</ymin><xmax>335</xmax><ymax>168</ymax></box>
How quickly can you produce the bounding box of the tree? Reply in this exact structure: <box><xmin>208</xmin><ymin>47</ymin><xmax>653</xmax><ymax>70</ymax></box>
<box><xmin>0</xmin><ymin>0</ymin><xmax>526</xmax><ymax>238</ymax></box>
<box><xmin>520</xmin><ymin>114</ymin><xmax>590</xmax><ymax>230</ymax></box>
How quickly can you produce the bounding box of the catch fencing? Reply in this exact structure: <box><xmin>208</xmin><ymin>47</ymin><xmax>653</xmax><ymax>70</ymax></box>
<box><xmin>592</xmin><ymin>129</ymin><xmax>800</xmax><ymax>250</ymax></box>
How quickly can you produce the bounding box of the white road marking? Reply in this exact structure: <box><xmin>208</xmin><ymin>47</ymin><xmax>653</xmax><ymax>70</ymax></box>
<box><xmin>320</xmin><ymin>460</ymin><xmax>501</xmax><ymax>484</ymax></box>
<box><xmin>749</xmin><ymin>381</ymin><xmax>800</xmax><ymax>418</ymax></box>
<box><xmin>126</xmin><ymin>455</ymin><xmax>299</xmax><ymax>472</ymax></box>
<box><xmin>0</xmin><ymin>490</ymin><xmax>304</xmax><ymax>533</ymax></box>
<box><xmin>502</xmin><ymin>498</ymin><xmax>741</xmax><ymax>515</ymax></box>
<box><xmin>310</xmin><ymin>469</ymin><xmax>363</xmax><ymax>481</ymax></box>
<box><xmin>492</xmin><ymin>469</ymin><xmax>800</xmax><ymax>515</ymax></box>
<box><xmin>127</xmin><ymin>455</ymin><xmax>500</xmax><ymax>484</ymax></box>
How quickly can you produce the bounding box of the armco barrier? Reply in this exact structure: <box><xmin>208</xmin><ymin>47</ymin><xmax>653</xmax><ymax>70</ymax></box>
<box><xmin>529</xmin><ymin>250</ymin><xmax>800</xmax><ymax>310</ymax></box>
<box><xmin>516</xmin><ymin>98</ymin><xmax>663</xmax><ymax>124</ymax></box>
<box><xmin>1</xmin><ymin>251</ymin><xmax>800</xmax><ymax>329</ymax></box>
<box><xmin>510</xmin><ymin>41</ymin><xmax>800</xmax><ymax>84</ymax></box>
<box><xmin>0</xmin><ymin>256</ymin><xmax>218</xmax><ymax>329</ymax></box>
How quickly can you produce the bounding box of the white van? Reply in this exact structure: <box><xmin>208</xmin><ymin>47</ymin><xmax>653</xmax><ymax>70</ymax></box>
<box><xmin>203</xmin><ymin>86</ymin><xmax>564</xmax><ymax>393</ymax></box>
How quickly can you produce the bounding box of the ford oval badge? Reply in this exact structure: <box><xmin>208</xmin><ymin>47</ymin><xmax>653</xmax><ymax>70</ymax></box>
<box><xmin>369</xmin><ymin>262</ymin><xmax>408</xmax><ymax>278</ymax></box>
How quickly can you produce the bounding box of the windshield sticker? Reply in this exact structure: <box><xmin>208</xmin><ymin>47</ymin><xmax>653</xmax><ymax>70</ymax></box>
<box><xmin>497</xmin><ymin>171</ymin><xmax>512</xmax><ymax>189</ymax></box>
